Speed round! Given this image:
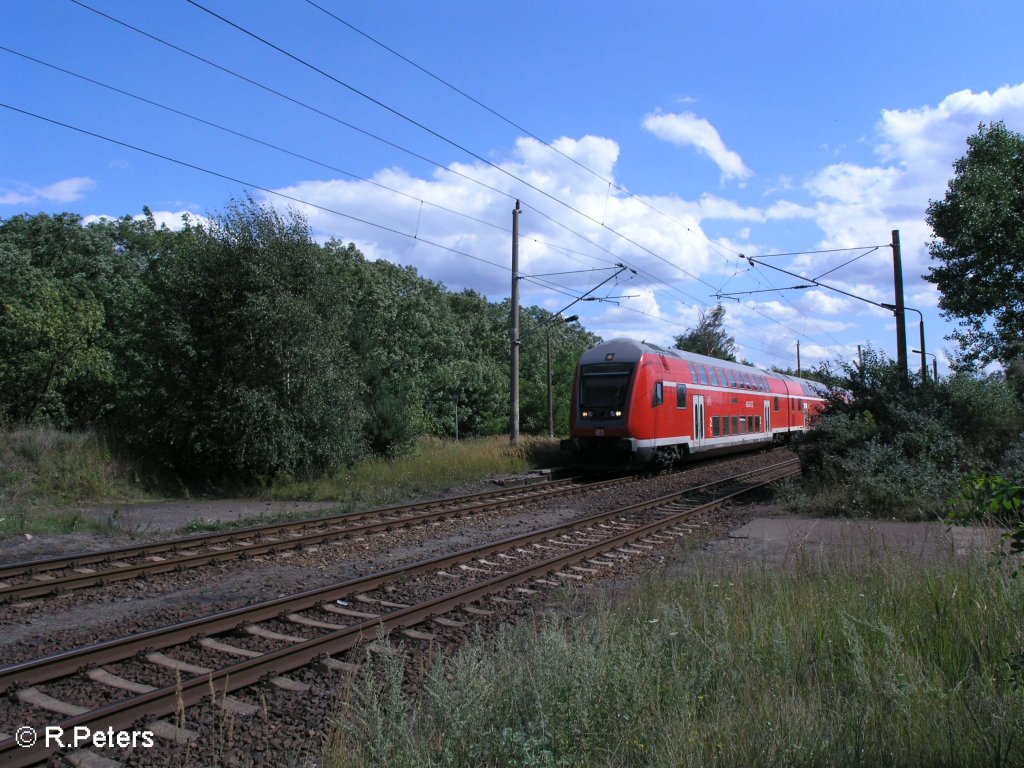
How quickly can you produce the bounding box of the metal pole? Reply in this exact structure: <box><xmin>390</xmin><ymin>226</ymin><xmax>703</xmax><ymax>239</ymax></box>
<box><xmin>796</xmin><ymin>340</ymin><xmax>801</xmax><ymax>377</ymax></box>
<box><xmin>510</xmin><ymin>201</ymin><xmax>521</xmax><ymax>445</ymax></box>
<box><xmin>892</xmin><ymin>229</ymin><xmax>908</xmax><ymax>377</ymax></box>
<box><xmin>547</xmin><ymin>329</ymin><xmax>553</xmax><ymax>438</ymax></box>
<box><xmin>918</xmin><ymin>317</ymin><xmax>927</xmax><ymax>382</ymax></box>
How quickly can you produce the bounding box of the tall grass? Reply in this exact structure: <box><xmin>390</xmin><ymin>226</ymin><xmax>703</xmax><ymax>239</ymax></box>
<box><xmin>328</xmin><ymin>558</ymin><xmax>1024</xmax><ymax>767</ymax></box>
<box><xmin>0</xmin><ymin>426</ymin><xmax>149</xmax><ymax>535</ymax></box>
<box><xmin>268</xmin><ymin>435</ymin><xmax>567</xmax><ymax>506</ymax></box>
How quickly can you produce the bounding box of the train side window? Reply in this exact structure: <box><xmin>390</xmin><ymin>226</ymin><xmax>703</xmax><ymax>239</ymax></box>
<box><xmin>738</xmin><ymin>416</ymin><xmax>746</xmax><ymax>434</ymax></box>
<box><xmin>731</xmin><ymin>416</ymin><xmax>739</xmax><ymax>434</ymax></box>
<box><xmin>726</xmin><ymin>369</ymin><xmax>736</xmax><ymax>387</ymax></box>
<box><xmin>708</xmin><ymin>367</ymin><xmax>720</xmax><ymax>387</ymax></box>
<box><xmin>696</xmin><ymin>366</ymin><xmax>707</xmax><ymax>385</ymax></box>
<box><xmin>688</xmin><ymin>362</ymin><xmax>698</xmax><ymax>383</ymax></box>
<box><xmin>774</xmin><ymin>395</ymin><xmax>780</xmax><ymax>412</ymax></box>
<box><xmin>676</xmin><ymin>384</ymin><xmax>687</xmax><ymax>408</ymax></box>
<box><xmin>722</xmin><ymin>416</ymin><xmax>730</xmax><ymax>435</ymax></box>
<box><xmin>653</xmin><ymin>381</ymin><xmax>664</xmax><ymax>406</ymax></box>
<box><xmin>755</xmin><ymin>416</ymin><xmax>761</xmax><ymax>432</ymax></box>
<box><xmin>712</xmin><ymin>416</ymin><xmax>721</xmax><ymax>436</ymax></box>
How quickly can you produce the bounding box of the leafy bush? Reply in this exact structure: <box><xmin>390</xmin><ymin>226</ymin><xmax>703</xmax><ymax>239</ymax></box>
<box><xmin>796</xmin><ymin>349</ymin><xmax>1024</xmax><ymax>518</ymax></box>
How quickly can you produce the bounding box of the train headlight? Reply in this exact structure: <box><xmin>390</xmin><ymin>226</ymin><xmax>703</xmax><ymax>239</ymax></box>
<box><xmin>582</xmin><ymin>410</ymin><xmax>592</xmax><ymax>418</ymax></box>
<box><xmin>613</xmin><ymin>410</ymin><xmax>623</xmax><ymax>417</ymax></box>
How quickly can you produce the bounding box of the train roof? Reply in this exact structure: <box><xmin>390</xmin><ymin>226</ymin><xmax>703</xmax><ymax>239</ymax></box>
<box><xmin>580</xmin><ymin>338</ymin><xmax>828</xmax><ymax>396</ymax></box>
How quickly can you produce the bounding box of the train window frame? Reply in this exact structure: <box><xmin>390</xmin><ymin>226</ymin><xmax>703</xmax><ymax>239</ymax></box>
<box><xmin>653</xmin><ymin>381</ymin><xmax>664</xmax><ymax>407</ymax></box>
<box><xmin>676</xmin><ymin>383</ymin><xmax>687</xmax><ymax>409</ymax></box>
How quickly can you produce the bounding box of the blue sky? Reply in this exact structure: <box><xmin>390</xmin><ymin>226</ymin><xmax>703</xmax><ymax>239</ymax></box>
<box><xmin>3</xmin><ymin>1</ymin><xmax>1024</xmax><ymax>374</ymax></box>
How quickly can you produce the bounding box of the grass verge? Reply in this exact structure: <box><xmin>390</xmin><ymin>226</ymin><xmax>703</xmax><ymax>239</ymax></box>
<box><xmin>0</xmin><ymin>426</ymin><xmax>152</xmax><ymax>537</ymax></box>
<box><xmin>267</xmin><ymin>435</ymin><xmax>568</xmax><ymax>507</ymax></box>
<box><xmin>328</xmin><ymin>558</ymin><xmax>1024</xmax><ymax>767</ymax></box>
<box><xmin>1</xmin><ymin>430</ymin><xmax>569</xmax><ymax>536</ymax></box>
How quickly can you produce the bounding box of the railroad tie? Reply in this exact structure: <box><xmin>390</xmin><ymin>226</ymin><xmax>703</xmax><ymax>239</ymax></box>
<box><xmin>145</xmin><ymin>653</ymin><xmax>212</xmax><ymax>675</ymax></box>
<box><xmin>285</xmin><ymin>613</ymin><xmax>345</xmax><ymax>630</ymax></box>
<box><xmin>243</xmin><ymin>625</ymin><xmax>308</xmax><ymax>643</ymax></box>
<box><xmin>16</xmin><ymin>687</ymin><xmax>89</xmax><ymax>717</ymax></box>
<box><xmin>65</xmin><ymin>749</ymin><xmax>121</xmax><ymax>768</ymax></box>
<box><xmin>400</xmin><ymin>629</ymin><xmax>437</xmax><ymax>641</ymax></box>
<box><xmin>269</xmin><ymin>676</ymin><xmax>310</xmax><ymax>693</ymax></box>
<box><xmin>86</xmin><ymin>667</ymin><xmax>157</xmax><ymax>694</ymax></box>
<box><xmin>321</xmin><ymin>603</ymin><xmax>380</xmax><ymax>620</ymax></box>
<box><xmin>197</xmin><ymin>637</ymin><xmax>263</xmax><ymax>658</ymax></box>
<box><xmin>146</xmin><ymin>719</ymin><xmax>198</xmax><ymax>744</ymax></box>
<box><xmin>318</xmin><ymin>656</ymin><xmax>360</xmax><ymax>674</ymax></box>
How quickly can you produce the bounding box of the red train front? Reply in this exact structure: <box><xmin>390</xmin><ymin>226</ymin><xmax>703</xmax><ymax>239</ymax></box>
<box><xmin>561</xmin><ymin>338</ymin><xmax>826</xmax><ymax>468</ymax></box>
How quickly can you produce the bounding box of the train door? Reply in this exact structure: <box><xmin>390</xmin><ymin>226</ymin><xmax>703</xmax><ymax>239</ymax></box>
<box><xmin>692</xmin><ymin>394</ymin><xmax>705</xmax><ymax>449</ymax></box>
<box><xmin>802</xmin><ymin>400</ymin><xmax>810</xmax><ymax>428</ymax></box>
<box><xmin>764</xmin><ymin>400</ymin><xmax>771</xmax><ymax>436</ymax></box>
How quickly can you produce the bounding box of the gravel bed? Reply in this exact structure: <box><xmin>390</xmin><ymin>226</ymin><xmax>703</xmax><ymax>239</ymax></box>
<box><xmin>0</xmin><ymin>450</ymin><xmax>790</xmax><ymax>766</ymax></box>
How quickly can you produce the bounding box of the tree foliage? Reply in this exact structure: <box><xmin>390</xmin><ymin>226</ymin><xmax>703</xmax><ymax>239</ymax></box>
<box><xmin>925</xmin><ymin>121</ymin><xmax>1024</xmax><ymax>368</ymax></box>
<box><xmin>673</xmin><ymin>304</ymin><xmax>736</xmax><ymax>361</ymax></box>
<box><xmin>0</xmin><ymin>201</ymin><xmax>599</xmax><ymax>485</ymax></box>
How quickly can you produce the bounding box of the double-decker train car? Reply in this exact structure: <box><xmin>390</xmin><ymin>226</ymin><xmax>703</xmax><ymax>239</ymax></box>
<box><xmin>561</xmin><ymin>338</ymin><xmax>828</xmax><ymax>468</ymax></box>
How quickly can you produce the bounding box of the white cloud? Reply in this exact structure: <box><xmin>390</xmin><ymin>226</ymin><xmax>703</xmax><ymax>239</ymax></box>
<box><xmin>643</xmin><ymin>111</ymin><xmax>753</xmax><ymax>183</ymax></box>
<box><xmin>0</xmin><ymin>176</ymin><xmax>95</xmax><ymax>206</ymax></box>
<box><xmin>268</xmin><ymin>135</ymin><xmax>718</xmax><ymax>310</ymax></box>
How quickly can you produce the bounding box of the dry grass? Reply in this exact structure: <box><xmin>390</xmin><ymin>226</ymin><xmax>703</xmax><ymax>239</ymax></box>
<box><xmin>0</xmin><ymin>426</ymin><xmax>150</xmax><ymax>535</ymax></box>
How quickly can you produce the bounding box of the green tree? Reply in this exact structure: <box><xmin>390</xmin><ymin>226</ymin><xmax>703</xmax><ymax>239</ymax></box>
<box><xmin>517</xmin><ymin>306</ymin><xmax>600</xmax><ymax>435</ymax></box>
<box><xmin>0</xmin><ymin>212</ymin><xmax>148</xmax><ymax>426</ymax></box>
<box><xmin>0</xmin><ymin>243</ymin><xmax>110</xmax><ymax>425</ymax></box>
<box><xmin>116</xmin><ymin>198</ymin><xmax>366</xmax><ymax>483</ymax></box>
<box><xmin>925</xmin><ymin>121</ymin><xmax>1024</xmax><ymax>368</ymax></box>
<box><xmin>673</xmin><ymin>304</ymin><xmax>736</xmax><ymax>361</ymax></box>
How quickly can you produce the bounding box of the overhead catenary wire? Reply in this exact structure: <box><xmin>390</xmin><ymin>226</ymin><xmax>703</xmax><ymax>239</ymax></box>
<box><xmin>42</xmin><ymin>1</ymin><xmax>856</xmax><ymax>366</ymax></box>
<box><xmin>65</xmin><ymin>0</ymin><xmax>713</xmax><ymax>303</ymax></box>
<box><xmin>182</xmin><ymin>0</ymin><xmax>733</xmax><ymax>297</ymax></box>
<box><xmin>301</xmin><ymin>0</ymin><xmax>744</xmax><ymax>268</ymax></box>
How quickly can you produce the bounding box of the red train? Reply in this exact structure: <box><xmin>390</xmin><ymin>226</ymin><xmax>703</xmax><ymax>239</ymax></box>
<box><xmin>561</xmin><ymin>338</ymin><xmax>827</xmax><ymax>468</ymax></box>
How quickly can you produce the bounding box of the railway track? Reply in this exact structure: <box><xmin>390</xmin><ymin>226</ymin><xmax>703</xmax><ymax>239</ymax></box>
<box><xmin>0</xmin><ymin>458</ymin><xmax>798</xmax><ymax>768</ymax></box>
<box><xmin>0</xmin><ymin>470</ymin><xmax>651</xmax><ymax>603</ymax></box>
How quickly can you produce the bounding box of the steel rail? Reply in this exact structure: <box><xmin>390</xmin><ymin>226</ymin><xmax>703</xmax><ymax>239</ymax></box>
<box><xmin>0</xmin><ymin>471</ymin><xmax>657</xmax><ymax>602</ymax></box>
<box><xmin>0</xmin><ymin>460</ymin><xmax>798</xmax><ymax>768</ymax></box>
<box><xmin>0</xmin><ymin>477</ymin><xmax>580</xmax><ymax>578</ymax></box>
<box><xmin>0</xmin><ymin>459</ymin><xmax>795</xmax><ymax>694</ymax></box>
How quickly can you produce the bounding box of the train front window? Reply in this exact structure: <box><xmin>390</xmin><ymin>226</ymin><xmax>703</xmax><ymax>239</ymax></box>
<box><xmin>579</xmin><ymin>363</ymin><xmax>634</xmax><ymax>419</ymax></box>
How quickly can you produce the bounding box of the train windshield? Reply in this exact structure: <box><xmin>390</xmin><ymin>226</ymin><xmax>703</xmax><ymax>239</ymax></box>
<box><xmin>579</xmin><ymin>363</ymin><xmax>634</xmax><ymax>414</ymax></box>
